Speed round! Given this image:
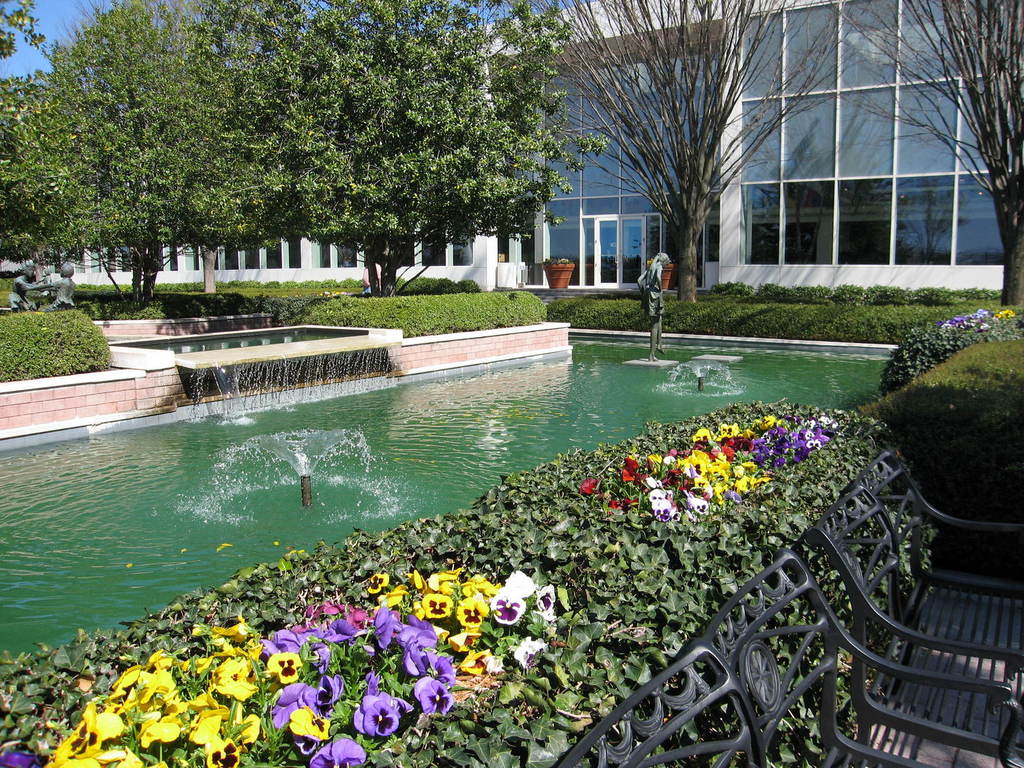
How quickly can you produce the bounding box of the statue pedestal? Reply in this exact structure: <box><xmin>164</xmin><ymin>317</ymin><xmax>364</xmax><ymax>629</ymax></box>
<box><xmin>623</xmin><ymin>359</ymin><xmax>677</xmax><ymax>367</ymax></box>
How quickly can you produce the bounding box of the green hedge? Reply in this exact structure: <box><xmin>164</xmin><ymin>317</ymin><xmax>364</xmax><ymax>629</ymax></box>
<box><xmin>865</xmin><ymin>340</ymin><xmax>1024</xmax><ymax>578</ymax></box>
<box><xmin>0</xmin><ymin>311</ymin><xmax>111</xmax><ymax>382</ymax></box>
<box><xmin>0</xmin><ymin>401</ymin><xmax>887</xmax><ymax>766</ymax></box>
<box><xmin>546</xmin><ymin>297</ymin><xmax>1014</xmax><ymax>345</ymax></box>
<box><xmin>302</xmin><ymin>291</ymin><xmax>546</xmax><ymax>337</ymax></box>
<box><xmin>710</xmin><ymin>281</ymin><xmax>1002</xmax><ymax>306</ymax></box>
<box><xmin>879</xmin><ymin>310</ymin><xmax>1023</xmax><ymax>393</ymax></box>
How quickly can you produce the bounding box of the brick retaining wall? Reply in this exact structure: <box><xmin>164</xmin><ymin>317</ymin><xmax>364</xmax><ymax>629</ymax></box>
<box><xmin>395</xmin><ymin>323</ymin><xmax>570</xmax><ymax>374</ymax></box>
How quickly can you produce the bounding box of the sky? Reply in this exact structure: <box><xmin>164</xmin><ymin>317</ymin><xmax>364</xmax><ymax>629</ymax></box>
<box><xmin>0</xmin><ymin>0</ymin><xmax>93</xmax><ymax>77</ymax></box>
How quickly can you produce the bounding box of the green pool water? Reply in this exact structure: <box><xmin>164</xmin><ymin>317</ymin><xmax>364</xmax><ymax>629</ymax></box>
<box><xmin>0</xmin><ymin>342</ymin><xmax>884</xmax><ymax>653</ymax></box>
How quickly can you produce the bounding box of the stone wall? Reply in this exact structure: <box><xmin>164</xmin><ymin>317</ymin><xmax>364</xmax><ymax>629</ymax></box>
<box><xmin>394</xmin><ymin>323</ymin><xmax>570</xmax><ymax>375</ymax></box>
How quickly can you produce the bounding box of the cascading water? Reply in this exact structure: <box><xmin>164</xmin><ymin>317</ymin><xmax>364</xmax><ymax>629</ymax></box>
<box><xmin>660</xmin><ymin>358</ymin><xmax>744</xmax><ymax>396</ymax></box>
<box><xmin>183</xmin><ymin>347</ymin><xmax>395</xmax><ymax>419</ymax></box>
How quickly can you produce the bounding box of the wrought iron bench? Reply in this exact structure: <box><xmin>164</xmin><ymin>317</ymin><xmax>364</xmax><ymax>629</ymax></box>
<box><xmin>801</xmin><ymin>452</ymin><xmax>1024</xmax><ymax>766</ymax></box>
<box><xmin>557</xmin><ymin>550</ymin><xmax>1022</xmax><ymax>768</ymax></box>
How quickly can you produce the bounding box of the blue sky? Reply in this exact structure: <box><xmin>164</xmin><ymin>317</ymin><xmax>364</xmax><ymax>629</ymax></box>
<box><xmin>0</xmin><ymin>0</ymin><xmax>92</xmax><ymax>77</ymax></box>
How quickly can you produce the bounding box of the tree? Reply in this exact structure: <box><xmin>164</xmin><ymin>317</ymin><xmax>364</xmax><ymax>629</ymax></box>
<box><xmin>551</xmin><ymin>0</ymin><xmax>836</xmax><ymax>301</ymax></box>
<box><xmin>206</xmin><ymin>0</ymin><xmax>580</xmax><ymax>296</ymax></box>
<box><xmin>45</xmin><ymin>0</ymin><xmax>260</xmax><ymax>299</ymax></box>
<box><xmin>0</xmin><ymin>0</ymin><xmax>40</xmax><ymax>60</ymax></box>
<box><xmin>867</xmin><ymin>0</ymin><xmax>1024</xmax><ymax>305</ymax></box>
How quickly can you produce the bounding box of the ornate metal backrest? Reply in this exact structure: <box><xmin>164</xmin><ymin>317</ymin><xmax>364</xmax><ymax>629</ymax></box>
<box><xmin>556</xmin><ymin>643</ymin><xmax>757</xmax><ymax>768</ymax></box>
<box><xmin>854</xmin><ymin>452</ymin><xmax>923</xmax><ymax>578</ymax></box>
<box><xmin>802</xmin><ymin>482</ymin><xmax>909</xmax><ymax>629</ymax></box>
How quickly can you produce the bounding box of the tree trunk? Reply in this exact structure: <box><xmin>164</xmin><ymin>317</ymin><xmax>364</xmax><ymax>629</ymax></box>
<box><xmin>672</xmin><ymin>220</ymin><xmax>701</xmax><ymax>303</ymax></box>
<box><xmin>141</xmin><ymin>243</ymin><xmax>161</xmax><ymax>300</ymax></box>
<box><xmin>131</xmin><ymin>248</ymin><xmax>143</xmax><ymax>302</ymax></box>
<box><xmin>1002</xmin><ymin>234</ymin><xmax>1024</xmax><ymax>306</ymax></box>
<box><xmin>202</xmin><ymin>245</ymin><xmax>217</xmax><ymax>293</ymax></box>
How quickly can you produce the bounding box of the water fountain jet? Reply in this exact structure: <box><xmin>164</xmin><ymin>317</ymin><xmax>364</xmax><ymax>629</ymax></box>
<box><xmin>254</xmin><ymin>429</ymin><xmax>370</xmax><ymax>508</ymax></box>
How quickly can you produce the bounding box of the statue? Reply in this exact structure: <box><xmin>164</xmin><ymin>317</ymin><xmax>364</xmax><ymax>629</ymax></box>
<box><xmin>8</xmin><ymin>262</ymin><xmax>42</xmax><ymax>312</ymax></box>
<box><xmin>637</xmin><ymin>252</ymin><xmax>671</xmax><ymax>362</ymax></box>
<box><xmin>36</xmin><ymin>262</ymin><xmax>77</xmax><ymax>311</ymax></box>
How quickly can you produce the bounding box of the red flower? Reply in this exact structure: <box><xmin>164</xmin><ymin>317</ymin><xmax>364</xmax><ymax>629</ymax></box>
<box><xmin>622</xmin><ymin>456</ymin><xmax>640</xmax><ymax>483</ymax></box>
<box><xmin>721</xmin><ymin>446</ymin><xmax>736</xmax><ymax>461</ymax></box>
<box><xmin>580</xmin><ymin>477</ymin><xmax>600</xmax><ymax>495</ymax></box>
<box><xmin>608</xmin><ymin>499</ymin><xmax>622</xmax><ymax>509</ymax></box>
<box><xmin>624</xmin><ymin>456</ymin><xmax>639</xmax><ymax>472</ymax></box>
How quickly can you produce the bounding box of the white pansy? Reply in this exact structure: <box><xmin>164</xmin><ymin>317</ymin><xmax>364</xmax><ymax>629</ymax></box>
<box><xmin>484</xmin><ymin>654</ymin><xmax>505</xmax><ymax>675</ymax></box>
<box><xmin>513</xmin><ymin>637</ymin><xmax>547</xmax><ymax>670</ymax></box>
<box><xmin>501</xmin><ymin>570</ymin><xmax>537</xmax><ymax>601</ymax></box>
<box><xmin>644</xmin><ymin>475</ymin><xmax>663</xmax><ymax>490</ymax></box>
<box><xmin>535</xmin><ymin>584</ymin><xmax>557</xmax><ymax>622</ymax></box>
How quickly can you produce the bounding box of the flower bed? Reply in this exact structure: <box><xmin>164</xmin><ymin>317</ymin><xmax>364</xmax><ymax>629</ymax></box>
<box><xmin>0</xmin><ymin>402</ymin><xmax>888</xmax><ymax>768</ymax></box>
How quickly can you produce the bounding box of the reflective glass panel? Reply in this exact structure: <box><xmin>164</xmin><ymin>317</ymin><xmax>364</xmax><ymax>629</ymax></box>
<box><xmin>900</xmin><ymin>0</ymin><xmax>945</xmax><ymax>82</ymax></box>
<box><xmin>621</xmin><ymin>196</ymin><xmax>656</xmax><ymax>214</ymax></box>
<box><xmin>839</xmin><ymin>88</ymin><xmax>894</xmax><ymax>177</ymax></box>
<box><xmin>838</xmin><ymin>178</ymin><xmax>892</xmax><ymax>264</ymax></box>
<box><xmin>584</xmin><ymin>219</ymin><xmax>596</xmax><ymax>286</ymax></box>
<box><xmin>646</xmin><ymin>216</ymin><xmax>662</xmax><ymax>261</ymax></box>
<box><xmin>318</xmin><ymin>242</ymin><xmax>332</xmax><ymax>269</ymax></box>
<box><xmin>622</xmin><ymin>218</ymin><xmax>643</xmax><ymax>284</ymax></box>
<box><xmin>582</xmin><ymin>137</ymin><xmax>619</xmax><ymax>196</ymax></box>
<box><xmin>742</xmin><ymin>183</ymin><xmax>781</xmax><ymax>264</ymax></box>
<box><xmin>783</xmin><ymin>94</ymin><xmax>835</xmax><ymax>180</ymax></box>
<box><xmin>244</xmin><ymin>248</ymin><xmax>260</xmax><ymax>269</ymax></box>
<box><xmin>288</xmin><ymin>238</ymin><xmax>302</xmax><ymax>268</ymax></box>
<box><xmin>785</xmin><ymin>5</ymin><xmax>837</xmax><ymax>93</ymax></box>
<box><xmin>841</xmin><ymin>0</ymin><xmax>896</xmax><ymax>88</ymax></box>
<box><xmin>743</xmin><ymin>99</ymin><xmax>781</xmax><ymax>182</ymax></box>
<box><xmin>452</xmin><ymin>242</ymin><xmax>472</xmax><ymax>266</ymax></box>
<box><xmin>338</xmin><ymin>246</ymin><xmax>357</xmax><ymax>268</ymax></box>
<box><xmin>266</xmin><ymin>242</ymin><xmax>283</xmax><ymax>269</ymax></box>
<box><xmin>599</xmin><ymin>219</ymin><xmax>617</xmax><ymax>283</ymax></box>
<box><xmin>784</xmin><ymin>181</ymin><xmax>834</xmax><ymax>264</ymax></box>
<box><xmin>896</xmin><ymin>85</ymin><xmax>956</xmax><ymax>175</ymax></box>
<box><xmin>744</xmin><ymin>12</ymin><xmax>782</xmax><ymax>98</ymax></box>
<box><xmin>547</xmin><ymin>200</ymin><xmax>581</xmax><ymax>285</ymax></box>
<box><xmin>704</xmin><ymin>202</ymin><xmax>721</xmax><ymax>263</ymax></box>
<box><xmin>224</xmin><ymin>248</ymin><xmax>239</xmax><ymax>270</ymax></box>
<box><xmin>894</xmin><ymin>175</ymin><xmax>953</xmax><ymax>264</ymax></box>
<box><xmin>583</xmin><ymin>197</ymin><xmax>619</xmax><ymax>215</ymax></box>
<box><xmin>956</xmin><ymin>176</ymin><xmax>1002</xmax><ymax>265</ymax></box>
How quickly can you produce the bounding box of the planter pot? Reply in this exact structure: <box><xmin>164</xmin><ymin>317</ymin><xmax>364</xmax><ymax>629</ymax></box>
<box><xmin>544</xmin><ymin>263</ymin><xmax>576</xmax><ymax>290</ymax></box>
<box><xmin>660</xmin><ymin>263</ymin><xmax>676</xmax><ymax>290</ymax></box>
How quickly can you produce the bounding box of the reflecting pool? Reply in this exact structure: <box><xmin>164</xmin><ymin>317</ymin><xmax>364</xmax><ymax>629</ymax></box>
<box><xmin>0</xmin><ymin>342</ymin><xmax>884</xmax><ymax>652</ymax></box>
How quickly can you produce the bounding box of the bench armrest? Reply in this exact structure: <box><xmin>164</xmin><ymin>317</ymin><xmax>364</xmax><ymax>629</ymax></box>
<box><xmin>900</xmin><ymin>492</ymin><xmax>1024</xmax><ymax>534</ymax></box>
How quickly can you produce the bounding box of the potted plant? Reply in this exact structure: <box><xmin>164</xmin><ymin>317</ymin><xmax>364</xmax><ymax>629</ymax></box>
<box><xmin>543</xmin><ymin>258</ymin><xmax>576</xmax><ymax>289</ymax></box>
<box><xmin>646</xmin><ymin>256</ymin><xmax>676</xmax><ymax>290</ymax></box>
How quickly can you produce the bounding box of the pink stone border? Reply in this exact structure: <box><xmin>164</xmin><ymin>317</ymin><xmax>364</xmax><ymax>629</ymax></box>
<box><xmin>395</xmin><ymin>322</ymin><xmax>570</xmax><ymax>375</ymax></box>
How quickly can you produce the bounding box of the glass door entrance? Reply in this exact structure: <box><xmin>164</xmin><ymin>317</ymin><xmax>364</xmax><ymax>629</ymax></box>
<box><xmin>590</xmin><ymin>215</ymin><xmax>661</xmax><ymax>288</ymax></box>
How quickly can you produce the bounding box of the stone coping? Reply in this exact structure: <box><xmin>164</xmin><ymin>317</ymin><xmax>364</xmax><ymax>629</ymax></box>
<box><xmin>570</xmin><ymin>329</ymin><xmax>896</xmax><ymax>357</ymax></box>
<box><xmin>0</xmin><ymin>367</ymin><xmax>146</xmax><ymax>395</ymax></box>
<box><xmin>94</xmin><ymin>313</ymin><xmax>272</xmax><ymax>327</ymax></box>
<box><xmin>401</xmin><ymin>322</ymin><xmax>569</xmax><ymax>346</ymax></box>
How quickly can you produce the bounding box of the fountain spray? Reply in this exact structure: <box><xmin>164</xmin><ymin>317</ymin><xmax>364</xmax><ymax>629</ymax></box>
<box><xmin>300</xmin><ymin>475</ymin><xmax>313</xmax><ymax>507</ymax></box>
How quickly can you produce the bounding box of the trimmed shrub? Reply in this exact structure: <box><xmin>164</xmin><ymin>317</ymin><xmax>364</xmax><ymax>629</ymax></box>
<box><xmin>864</xmin><ymin>285</ymin><xmax>912</xmax><ymax>305</ymax></box>
<box><xmin>831</xmin><ymin>284</ymin><xmax>867</xmax><ymax>305</ymax></box>
<box><xmin>865</xmin><ymin>340</ymin><xmax>1024</xmax><ymax>577</ymax></box>
<box><xmin>0</xmin><ymin>401</ymin><xmax>888</xmax><ymax>763</ymax></box>
<box><xmin>0</xmin><ymin>310</ymin><xmax>111</xmax><ymax>382</ymax></box>
<box><xmin>399</xmin><ymin>276</ymin><xmax>482</xmax><ymax>295</ymax></box>
<box><xmin>879</xmin><ymin>309</ymin><xmax>1023</xmax><ymax>393</ymax></box>
<box><xmin>706</xmin><ymin>283</ymin><xmax>999</xmax><ymax>306</ymax></box>
<box><xmin>709</xmin><ymin>281</ymin><xmax>754</xmax><ymax>297</ymax></box>
<box><xmin>547</xmin><ymin>297</ymin><xmax>1015</xmax><ymax>344</ymax></box>
<box><xmin>302</xmin><ymin>291</ymin><xmax>546</xmax><ymax>336</ymax></box>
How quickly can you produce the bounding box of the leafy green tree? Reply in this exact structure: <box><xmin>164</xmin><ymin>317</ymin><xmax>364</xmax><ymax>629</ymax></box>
<box><xmin>207</xmin><ymin>0</ymin><xmax>580</xmax><ymax>295</ymax></box>
<box><xmin>0</xmin><ymin>0</ymin><xmax>40</xmax><ymax>60</ymax></box>
<box><xmin>46</xmin><ymin>0</ymin><xmax>260</xmax><ymax>298</ymax></box>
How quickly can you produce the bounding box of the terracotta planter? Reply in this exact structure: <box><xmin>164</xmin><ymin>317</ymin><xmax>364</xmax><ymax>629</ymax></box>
<box><xmin>544</xmin><ymin>263</ymin><xmax>576</xmax><ymax>289</ymax></box>
<box><xmin>660</xmin><ymin>263</ymin><xmax>676</xmax><ymax>290</ymax></box>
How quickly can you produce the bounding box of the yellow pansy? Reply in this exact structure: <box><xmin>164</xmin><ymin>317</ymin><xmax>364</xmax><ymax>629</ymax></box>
<box><xmin>211</xmin><ymin>619</ymin><xmax>250</xmax><ymax>643</ymax></box>
<box><xmin>995</xmin><ymin>309</ymin><xmax>1016</xmax><ymax>319</ymax></box>
<box><xmin>231</xmin><ymin>713</ymin><xmax>261</xmax><ymax>744</ymax></box>
<box><xmin>691</xmin><ymin>427</ymin><xmax>712</xmax><ymax>442</ymax></box>
<box><xmin>266</xmin><ymin>652</ymin><xmax>303</xmax><ymax>685</ymax></box>
<box><xmin>456</xmin><ymin>596</ymin><xmax>489</xmax><ymax>629</ymax></box>
<box><xmin>420</xmin><ymin>593</ymin><xmax>454</xmax><ymax>620</ymax></box>
<box><xmin>53</xmin><ymin>702</ymin><xmax>125</xmax><ymax>764</ymax></box>
<box><xmin>211</xmin><ymin>657</ymin><xmax>257</xmax><ymax>701</ymax></box>
<box><xmin>408</xmin><ymin>570</ymin><xmax>426</xmax><ymax>593</ymax></box>
<box><xmin>108</xmin><ymin>666</ymin><xmax>142</xmax><ymax>700</ymax></box>
<box><xmin>447</xmin><ymin>630</ymin><xmax>481</xmax><ymax>653</ymax></box>
<box><xmin>100</xmin><ymin>750</ymin><xmax>144</xmax><ymax>768</ymax></box>
<box><xmin>716</xmin><ymin>423</ymin><xmax>740</xmax><ymax>439</ymax></box>
<box><xmin>381</xmin><ymin>584</ymin><xmax>409</xmax><ymax>607</ymax></box>
<box><xmin>188</xmin><ymin>691</ymin><xmax>228</xmax><ymax>715</ymax></box>
<box><xmin>426</xmin><ymin>569</ymin><xmax>461</xmax><ymax>594</ymax></box>
<box><xmin>459</xmin><ymin>650</ymin><xmax>493</xmax><ymax>676</ymax></box>
<box><xmin>205</xmin><ymin>738</ymin><xmax>242</xmax><ymax>768</ymax></box>
<box><xmin>366</xmin><ymin>572</ymin><xmax>390</xmax><ymax>594</ymax></box>
<box><xmin>144</xmin><ymin>649</ymin><xmax>175</xmax><ymax>672</ymax></box>
<box><xmin>190</xmin><ymin>712</ymin><xmax>224</xmax><ymax>746</ymax></box>
<box><xmin>647</xmin><ymin>453</ymin><xmax>662</xmax><ymax>466</ymax></box>
<box><xmin>139</xmin><ymin>716</ymin><xmax>181</xmax><ymax>748</ymax></box>
<box><xmin>137</xmin><ymin>669</ymin><xmax>176</xmax><ymax>709</ymax></box>
<box><xmin>755</xmin><ymin>415</ymin><xmax>777</xmax><ymax>432</ymax></box>
<box><xmin>707</xmin><ymin>459</ymin><xmax>731</xmax><ymax>478</ymax></box>
<box><xmin>460</xmin><ymin>575</ymin><xmax>500</xmax><ymax>599</ymax></box>
<box><xmin>289</xmin><ymin>707</ymin><xmax>329</xmax><ymax>740</ymax></box>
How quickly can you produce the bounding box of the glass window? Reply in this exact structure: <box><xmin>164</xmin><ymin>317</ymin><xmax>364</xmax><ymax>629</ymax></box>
<box><xmin>338</xmin><ymin>246</ymin><xmax>357</xmax><ymax>268</ymax></box>
<box><xmin>583</xmin><ymin>197</ymin><xmax>618</xmax><ymax>215</ymax></box>
<box><xmin>742</xmin><ymin>183</ymin><xmax>781</xmax><ymax>264</ymax></box>
<box><xmin>621</xmin><ymin>196</ymin><xmax>656</xmax><ymax>214</ymax></box>
<box><xmin>224</xmin><ymin>248</ymin><xmax>239</xmax><ymax>270</ymax></box>
<box><xmin>421</xmin><ymin>241</ymin><xmax>445</xmax><ymax>267</ymax></box>
<box><xmin>583</xmin><ymin>219</ymin><xmax>596</xmax><ymax>285</ymax></box>
<box><xmin>317</xmin><ymin>242</ymin><xmax>332</xmax><ymax>269</ymax></box>
<box><xmin>582</xmin><ymin>136</ymin><xmax>618</xmax><ymax>196</ymax></box>
<box><xmin>900</xmin><ymin>0</ymin><xmax>945</xmax><ymax>83</ymax></box>
<box><xmin>287</xmin><ymin>238</ymin><xmax>302</xmax><ymax>268</ymax></box>
<box><xmin>896</xmin><ymin>85</ymin><xmax>956</xmax><ymax>175</ymax></box>
<box><xmin>266</xmin><ymin>242</ymin><xmax>283</xmax><ymax>269</ymax></box>
<box><xmin>785</xmin><ymin>5</ymin><xmax>837</xmax><ymax>94</ymax></box>
<box><xmin>244</xmin><ymin>247</ymin><xmax>260</xmax><ymax>270</ymax></box>
<box><xmin>743</xmin><ymin>99</ymin><xmax>781</xmax><ymax>182</ymax></box>
<box><xmin>894</xmin><ymin>175</ymin><xmax>953</xmax><ymax>265</ymax></box>
<box><xmin>784</xmin><ymin>181</ymin><xmax>834</xmax><ymax>264</ymax></box>
<box><xmin>743</xmin><ymin>13</ymin><xmax>782</xmax><ymax>98</ymax></box>
<box><xmin>546</xmin><ymin>200</ymin><xmax>581</xmax><ymax>285</ymax></box>
<box><xmin>839</xmin><ymin>88</ymin><xmax>894</xmax><ymax>177</ymax></box>
<box><xmin>551</xmin><ymin>155</ymin><xmax>580</xmax><ymax>199</ymax></box>
<box><xmin>783</xmin><ymin>94</ymin><xmax>835</xmax><ymax>180</ymax></box>
<box><xmin>956</xmin><ymin>176</ymin><xmax>1002</xmax><ymax>265</ymax></box>
<box><xmin>452</xmin><ymin>242</ymin><xmax>473</xmax><ymax>266</ymax></box>
<box><xmin>703</xmin><ymin>202</ymin><xmax>721</xmax><ymax>263</ymax></box>
<box><xmin>838</xmin><ymin>178</ymin><xmax>892</xmax><ymax>264</ymax></box>
<box><xmin>959</xmin><ymin>80</ymin><xmax>985</xmax><ymax>174</ymax></box>
<box><xmin>166</xmin><ymin>247</ymin><xmax>178</xmax><ymax>271</ymax></box>
<box><xmin>841</xmin><ymin>0</ymin><xmax>896</xmax><ymax>88</ymax></box>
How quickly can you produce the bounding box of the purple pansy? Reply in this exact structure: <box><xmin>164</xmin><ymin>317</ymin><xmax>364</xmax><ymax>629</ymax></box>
<box><xmin>353</xmin><ymin>692</ymin><xmax>413</xmax><ymax>737</ymax></box>
<box><xmin>373</xmin><ymin>605</ymin><xmax>399</xmax><ymax>650</ymax></box>
<box><xmin>323</xmin><ymin>618</ymin><xmax>361</xmax><ymax>644</ymax></box>
<box><xmin>491</xmin><ymin>595</ymin><xmax>527</xmax><ymax>625</ymax></box>
<box><xmin>315</xmin><ymin>674</ymin><xmax>345</xmax><ymax>718</ymax></box>
<box><xmin>413</xmin><ymin>676</ymin><xmax>454</xmax><ymax>715</ymax></box>
<box><xmin>272</xmin><ymin>682</ymin><xmax>319</xmax><ymax>728</ymax></box>
<box><xmin>262</xmin><ymin>628</ymin><xmax>313</xmax><ymax>659</ymax></box>
<box><xmin>0</xmin><ymin>754</ymin><xmax>40</xmax><ymax>768</ymax></box>
<box><xmin>310</xmin><ymin>739</ymin><xmax>367</xmax><ymax>768</ymax></box>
